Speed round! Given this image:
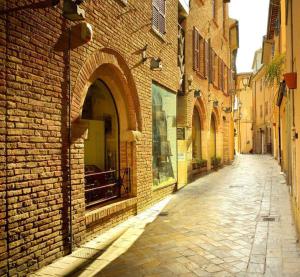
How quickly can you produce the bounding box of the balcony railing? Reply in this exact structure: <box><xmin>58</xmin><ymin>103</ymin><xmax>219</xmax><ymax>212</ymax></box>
<box><xmin>84</xmin><ymin>167</ymin><xmax>131</xmax><ymax>208</ymax></box>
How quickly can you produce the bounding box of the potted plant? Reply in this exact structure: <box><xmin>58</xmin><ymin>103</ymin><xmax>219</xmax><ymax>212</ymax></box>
<box><xmin>284</xmin><ymin>72</ymin><xmax>297</xmax><ymax>89</ymax></box>
<box><xmin>199</xmin><ymin>159</ymin><xmax>207</xmax><ymax>168</ymax></box>
<box><xmin>265</xmin><ymin>53</ymin><xmax>285</xmax><ymax>86</ymax></box>
<box><xmin>211</xmin><ymin>157</ymin><xmax>221</xmax><ymax>168</ymax></box>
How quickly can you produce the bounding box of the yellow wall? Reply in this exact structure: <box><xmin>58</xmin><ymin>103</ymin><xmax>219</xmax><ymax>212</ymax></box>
<box><xmin>285</xmin><ymin>0</ymin><xmax>300</xmax><ymax>233</ymax></box>
<box><xmin>235</xmin><ymin>73</ymin><xmax>253</xmax><ymax>154</ymax></box>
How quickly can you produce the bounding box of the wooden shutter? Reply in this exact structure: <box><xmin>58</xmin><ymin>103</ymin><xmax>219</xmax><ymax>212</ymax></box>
<box><xmin>152</xmin><ymin>0</ymin><xmax>165</xmax><ymax>34</ymax></box>
<box><xmin>193</xmin><ymin>27</ymin><xmax>200</xmax><ymax>71</ymax></box>
<box><xmin>221</xmin><ymin>59</ymin><xmax>223</xmax><ymax>90</ymax></box>
<box><xmin>211</xmin><ymin>50</ymin><xmax>215</xmax><ymax>85</ymax></box>
<box><xmin>158</xmin><ymin>0</ymin><xmax>166</xmax><ymax>34</ymax></box>
<box><xmin>224</xmin><ymin>65</ymin><xmax>228</xmax><ymax>93</ymax></box>
<box><xmin>199</xmin><ymin>34</ymin><xmax>205</xmax><ymax>77</ymax></box>
<box><xmin>205</xmin><ymin>41</ymin><xmax>209</xmax><ymax>79</ymax></box>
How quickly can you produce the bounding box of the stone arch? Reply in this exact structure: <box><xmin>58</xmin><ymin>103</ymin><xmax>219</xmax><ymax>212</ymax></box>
<box><xmin>71</xmin><ymin>48</ymin><xmax>142</xmax><ymax>133</ymax></box>
<box><xmin>193</xmin><ymin>97</ymin><xmax>207</xmax><ymax>130</ymax></box>
<box><xmin>211</xmin><ymin>106</ymin><xmax>221</xmax><ymax>132</ymax></box>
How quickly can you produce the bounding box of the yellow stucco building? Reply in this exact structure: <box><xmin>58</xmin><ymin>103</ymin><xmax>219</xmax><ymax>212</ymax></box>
<box><xmin>234</xmin><ymin>73</ymin><xmax>253</xmax><ymax>154</ymax></box>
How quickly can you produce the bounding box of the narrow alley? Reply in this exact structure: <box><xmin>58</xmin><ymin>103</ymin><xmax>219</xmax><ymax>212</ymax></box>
<box><xmin>33</xmin><ymin>155</ymin><xmax>300</xmax><ymax>276</ymax></box>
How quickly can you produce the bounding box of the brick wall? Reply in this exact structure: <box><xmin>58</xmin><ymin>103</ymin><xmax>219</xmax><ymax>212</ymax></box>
<box><xmin>1</xmin><ymin>0</ymin><xmax>180</xmax><ymax>275</ymax></box>
<box><xmin>181</xmin><ymin>0</ymin><xmax>234</xmax><ymax>172</ymax></box>
<box><xmin>0</xmin><ymin>1</ymin><xmax>7</xmax><ymax>275</ymax></box>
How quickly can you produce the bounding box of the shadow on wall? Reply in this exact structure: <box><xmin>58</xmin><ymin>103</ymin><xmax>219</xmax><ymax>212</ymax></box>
<box><xmin>0</xmin><ymin>0</ymin><xmax>59</xmax><ymax>15</ymax></box>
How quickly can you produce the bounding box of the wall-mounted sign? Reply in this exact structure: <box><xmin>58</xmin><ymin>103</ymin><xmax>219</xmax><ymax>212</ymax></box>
<box><xmin>177</xmin><ymin>127</ymin><xmax>185</xmax><ymax>140</ymax></box>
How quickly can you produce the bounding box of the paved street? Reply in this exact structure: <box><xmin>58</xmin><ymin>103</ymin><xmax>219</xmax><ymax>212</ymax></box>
<box><xmin>33</xmin><ymin>155</ymin><xmax>300</xmax><ymax>277</ymax></box>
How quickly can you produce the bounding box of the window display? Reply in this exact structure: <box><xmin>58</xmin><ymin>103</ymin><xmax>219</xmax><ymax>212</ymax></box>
<box><xmin>152</xmin><ymin>83</ymin><xmax>177</xmax><ymax>187</ymax></box>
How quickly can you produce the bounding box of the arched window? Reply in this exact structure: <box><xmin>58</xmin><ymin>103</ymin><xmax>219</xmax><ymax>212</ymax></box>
<box><xmin>82</xmin><ymin>80</ymin><xmax>120</xmax><ymax>207</ymax></box>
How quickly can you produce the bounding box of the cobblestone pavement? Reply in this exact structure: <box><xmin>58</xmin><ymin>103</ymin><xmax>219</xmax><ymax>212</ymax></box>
<box><xmin>33</xmin><ymin>155</ymin><xmax>300</xmax><ymax>277</ymax></box>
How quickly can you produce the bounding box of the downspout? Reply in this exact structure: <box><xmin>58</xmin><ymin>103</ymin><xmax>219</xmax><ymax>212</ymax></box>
<box><xmin>68</xmin><ymin>29</ymin><xmax>73</xmax><ymax>252</ymax></box>
<box><xmin>4</xmin><ymin>5</ymin><xmax>9</xmax><ymax>276</ymax></box>
<box><xmin>290</xmin><ymin>0</ymin><xmax>295</xmax><ymax>127</ymax></box>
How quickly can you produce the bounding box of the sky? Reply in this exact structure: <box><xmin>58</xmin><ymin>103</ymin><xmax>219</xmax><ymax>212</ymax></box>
<box><xmin>229</xmin><ymin>0</ymin><xmax>270</xmax><ymax>73</ymax></box>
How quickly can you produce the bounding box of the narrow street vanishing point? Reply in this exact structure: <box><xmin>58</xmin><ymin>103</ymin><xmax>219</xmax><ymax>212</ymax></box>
<box><xmin>33</xmin><ymin>155</ymin><xmax>300</xmax><ymax>277</ymax></box>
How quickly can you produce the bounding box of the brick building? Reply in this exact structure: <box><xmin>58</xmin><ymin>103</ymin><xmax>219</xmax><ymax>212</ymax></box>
<box><xmin>1</xmin><ymin>0</ymin><xmax>181</xmax><ymax>275</ymax></box>
<box><xmin>177</xmin><ymin>0</ymin><xmax>238</xmax><ymax>184</ymax></box>
<box><xmin>0</xmin><ymin>0</ymin><xmax>238</xmax><ymax>276</ymax></box>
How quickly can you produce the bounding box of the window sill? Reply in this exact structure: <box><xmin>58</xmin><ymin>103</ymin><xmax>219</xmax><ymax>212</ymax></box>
<box><xmin>151</xmin><ymin>27</ymin><xmax>166</xmax><ymax>42</ymax></box>
<box><xmin>152</xmin><ymin>180</ymin><xmax>177</xmax><ymax>192</ymax></box>
<box><xmin>85</xmin><ymin>197</ymin><xmax>137</xmax><ymax>227</ymax></box>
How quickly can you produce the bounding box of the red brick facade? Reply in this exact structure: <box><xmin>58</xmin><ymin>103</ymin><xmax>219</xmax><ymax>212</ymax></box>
<box><xmin>1</xmin><ymin>1</ymin><xmax>180</xmax><ymax>276</ymax></box>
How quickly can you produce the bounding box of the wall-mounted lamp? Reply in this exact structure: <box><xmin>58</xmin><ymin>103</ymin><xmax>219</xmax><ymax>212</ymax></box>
<box><xmin>221</xmin><ymin>102</ymin><xmax>232</xmax><ymax>113</ymax></box>
<box><xmin>194</xmin><ymin>89</ymin><xmax>201</xmax><ymax>98</ymax></box>
<box><xmin>208</xmin><ymin>94</ymin><xmax>218</xmax><ymax>107</ymax></box>
<box><xmin>63</xmin><ymin>0</ymin><xmax>86</xmax><ymax>21</ymax></box>
<box><xmin>242</xmin><ymin>77</ymin><xmax>249</xmax><ymax>91</ymax></box>
<box><xmin>150</xmin><ymin>57</ymin><xmax>162</xmax><ymax>70</ymax></box>
<box><xmin>187</xmin><ymin>75</ymin><xmax>193</xmax><ymax>86</ymax></box>
<box><xmin>222</xmin><ymin>107</ymin><xmax>232</xmax><ymax>113</ymax></box>
<box><xmin>142</xmin><ymin>44</ymin><xmax>148</xmax><ymax>63</ymax></box>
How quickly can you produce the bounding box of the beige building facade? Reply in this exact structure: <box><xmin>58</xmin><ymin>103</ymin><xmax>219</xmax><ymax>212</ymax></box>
<box><xmin>234</xmin><ymin>73</ymin><xmax>253</xmax><ymax>154</ymax></box>
<box><xmin>285</xmin><ymin>0</ymin><xmax>300</xmax><ymax>234</ymax></box>
<box><xmin>250</xmin><ymin>52</ymin><xmax>274</xmax><ymax>155</ymax></box>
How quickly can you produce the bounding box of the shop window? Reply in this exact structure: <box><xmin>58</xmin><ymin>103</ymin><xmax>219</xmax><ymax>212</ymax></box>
<box><xmin>152</xmin><ymin>83</ymin><xmax>177</xmax><ymax>188</ymax></box>
<box><xmin>82</xmin><ymin>80</ymin><xmax>123</xmax><ymax>208</ymax></box>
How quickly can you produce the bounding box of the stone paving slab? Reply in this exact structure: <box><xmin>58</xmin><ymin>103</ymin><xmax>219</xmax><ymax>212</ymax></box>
<box><xmin>32</xmin><ymin>155</ymin><xmax>300</xmax><ymax>276</ymax></box>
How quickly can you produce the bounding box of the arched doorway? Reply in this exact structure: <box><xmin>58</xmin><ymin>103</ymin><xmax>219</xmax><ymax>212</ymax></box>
<box><xmin>81</xmin><ymin>79</ymin><xmax>121</xmax><ymax>207</ymax></box>
<box><xmin>192</xmin><ymin>107</ymin><xmax>202</xmax><ymax>161</ymax></box>
<box><xmin>210</xmin><ymin>114</ymin><xmax>217</xmax><ymax>161</ymax></box>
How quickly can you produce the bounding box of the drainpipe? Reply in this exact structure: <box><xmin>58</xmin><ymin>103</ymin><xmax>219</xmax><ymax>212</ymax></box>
<box><xmin>4</xmin><ymin>4</ymin><xmax>10</xmax><ymax>276</ymax></box>
<box><xmin>290</xmin><ymin>0</ymin><xmax>295</xmax><ymax>127</ymax></box>
<box><xmin>68</xmin><ymin>29</ymin><xmax>73</xmax><ymax>252</ymax></box>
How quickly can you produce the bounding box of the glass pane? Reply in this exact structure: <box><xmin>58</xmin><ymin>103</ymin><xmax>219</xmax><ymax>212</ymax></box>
<box><xmin>152</xmin><ymin>83</ymin><xmax>177</xmax><ymax>188</ymax></box>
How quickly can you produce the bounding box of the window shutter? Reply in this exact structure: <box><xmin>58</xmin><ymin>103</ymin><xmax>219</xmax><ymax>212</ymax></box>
<box><xmin>224</xmin><ymin>65</ymin><xmax>228</xmax><ymax>93</ymax></box>
<box><xmin>199</xmin><ymin>34</ymin><xmax>205</xmax><ymax>77</ymax></box>
<box><xmin>218</xmin><ymin>59</ymin><xmax>220</xmax><ymax>88</ymax></box>
<box><xmin>205</xmin><ymin>41</ymin><xmax>209</xmax><ymax>79</ymax></box>
<box><xmin>193</xmin><ymin>27</ymin><xmax>200</xmax><ymax>71</ymax></box>
<box><xmin>152</xmin><ymin>0</ymin><xmax>165</xmax><ymax>34</ymax></box>
<box><xmin>221</xmin><ymin>60</ymin><xmax>223</xmax><ymax>90</ymax></box>
<box><xmin>158</xmin><ymin>0</ymin><xmax>166</xmax><ymax>34</ymax></box>
<box><xmin>152</xmin><ymin>1</ymin><xmax>159</xmax><ymax>31</ymax></box>
<box><xmin>207</xmin><ymin>39</ymin><xmax>212</xmax><ymax>83</ymax></box>
<box><xmin>211</xmin><ymin>50</ymin><xmax>215</xmax><ymax>84</ymax></box>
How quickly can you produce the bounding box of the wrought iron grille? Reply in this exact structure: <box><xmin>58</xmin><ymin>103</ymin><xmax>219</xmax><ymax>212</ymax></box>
<box><xmin>84</xmin><ymin>168</ymin><xmax>131</xmax><ymax>208</ymax></box>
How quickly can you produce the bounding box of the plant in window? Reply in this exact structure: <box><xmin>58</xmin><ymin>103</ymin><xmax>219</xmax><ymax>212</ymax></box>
<box><xmin>265</xmin><ymin>53</ymin><xmax>285</xmax><ymax>86</ymax></box>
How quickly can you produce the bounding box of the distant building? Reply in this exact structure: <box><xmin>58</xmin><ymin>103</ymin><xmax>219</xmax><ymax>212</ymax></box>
<box><xmin>234</xmin><ymin>73</ymin><xmax>253</xmax><ymax>154</ymax></box>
